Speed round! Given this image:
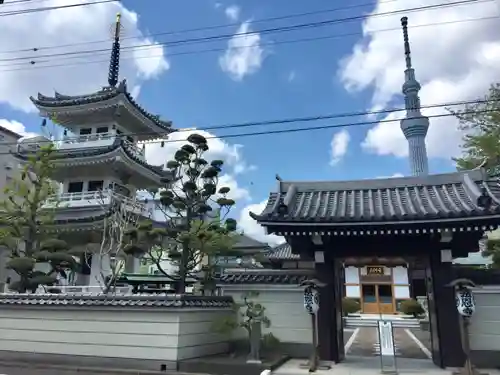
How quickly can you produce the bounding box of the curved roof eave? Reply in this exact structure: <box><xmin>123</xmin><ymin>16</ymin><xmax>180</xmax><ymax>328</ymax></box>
<box><xmin>29</xmin><ymin>80</ymin><xmax>176</xmax><ymax>134</ymax></box>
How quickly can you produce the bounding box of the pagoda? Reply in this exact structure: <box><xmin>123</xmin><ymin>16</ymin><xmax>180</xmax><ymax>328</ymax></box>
<box><xmin>11</xmin><ymin>14</ymin><xmax>176</xmax><ymax>285</ymax></box>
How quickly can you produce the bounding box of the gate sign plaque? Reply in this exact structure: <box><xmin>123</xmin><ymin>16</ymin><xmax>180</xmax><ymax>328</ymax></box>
<box><xmin>367</xmin><ymin>266</ymin><xmax>384</xmax><ymax>275</ymax></box>
<box><xmin>377</xmin><ymin>320</ymin><xmax>398</xmax><ymax>374</ymax></box>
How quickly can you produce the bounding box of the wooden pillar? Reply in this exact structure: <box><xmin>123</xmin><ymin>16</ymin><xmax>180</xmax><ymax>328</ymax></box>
<box><xmin>316</xmin><ymin>251</ymin><xmax>344</xmax><ymax>362</ymax></box>
<box><xmin>428</xmin><ymin>250</ymin><xmax>464</xmax><ymax>368</ymax></box>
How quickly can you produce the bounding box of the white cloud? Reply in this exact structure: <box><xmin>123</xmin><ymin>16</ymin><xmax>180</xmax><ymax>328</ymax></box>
<box><xmin>0</xmin><ymin>119</ymin><xmax>37</xmax><ymax>138</ymax></box>
<box><xmin>225</xmin><ymin>5</ymin><xmax>240</xmax><ymax>22</ymax></box>
<box><xmin>238</xmin><ymin>200</ymin><xmax>285</xmax><ymax>246</ymax></box>
<box><xmin>338</xmin><ymin>0</ymin><xmax>500</xmax><ymax>160</ymax></box>
<box><xmin>0</xmin><ymin>0</ymin><xmax>169</xmax><ymax>112</ymax></box>
<box><xmin>144</xmin><ymin>129</ymin><xmax>252</xmax><ymax>202</ymax></box>
<box><xmin>329</xmin><ymin>129</ymin><xmax>350</xmax><ymax>166</ymax></box>
<box><xmin>219</xmin><ymin>21</ymin><xmax>266</xmax><ymax>81</ymax></box>
<box><xmin>287</xmin><ymin>70</ymin><xmax>296</xmax><ymax>82</ymax></box>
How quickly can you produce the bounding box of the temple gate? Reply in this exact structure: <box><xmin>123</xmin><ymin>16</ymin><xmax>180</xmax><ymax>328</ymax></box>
<box><xmin>250</xmin><ymin>170</ymin><xmax>500</xmax><ymax>368</ymax></box>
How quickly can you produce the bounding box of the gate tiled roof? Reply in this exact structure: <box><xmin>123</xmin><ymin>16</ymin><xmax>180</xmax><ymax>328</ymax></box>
<box><xmin>251</xmin><ymin>170</ymin><xmax>500</xmax><ymax>225</ymax></box>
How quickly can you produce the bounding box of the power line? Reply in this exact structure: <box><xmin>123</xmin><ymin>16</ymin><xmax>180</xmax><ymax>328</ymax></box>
<box><xmin>0</xmin><ymin>0</ymin><xmax>117</xmax><ymax>17</ymax></box>
<box><xmin>0</xmin><ymin>109</ymin><xmax>491</xmax><ymax>158</ymax></box>
<box><xmin>0</xmin><ymin>0</ymin><xmax>487</xmax><ymax>65</ymax></box>
<box><xmin>0</xmin><ymin>0</ymin><xmax>401</xmax><ymax>54</ymax></box>
<box><xmin>2</xmin><ymin>97</ymin><xmax>496</xmax><ymax>148</ymax></box>
<box><xmin>0</xmin><ymin>15</ymin><xmax>494</xmax><ymax>72</ymax></box>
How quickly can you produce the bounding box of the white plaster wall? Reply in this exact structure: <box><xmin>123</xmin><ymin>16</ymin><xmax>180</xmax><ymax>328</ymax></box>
<box><xmin>222</xmin><ymin>285</ymin><xmax>311</xmax><ymax>344</ymax></box>
<box><xmin>0</xmin><ymin>306</ymin><xmax>230</xmax><ymax>361</ymax></box>
<box><xmin>470</xmin><ymin>286</ymin><xmax>500</xmax><ymax>351</ymax></box>
<box><xmin>393</xmin><ymin>266</ymin><xmax>409</xmax><ymax>284</ymax></box>
<box><xmin>345</xmin><ymin>266</ymin><xmax>359</xmax><ymax>283</ymax></box>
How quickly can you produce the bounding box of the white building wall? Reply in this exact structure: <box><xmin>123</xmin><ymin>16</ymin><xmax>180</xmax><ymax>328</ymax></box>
<box><xmin>470</xmin><ymin>286</ymin><xmax>500</xmax><ymax>351</ymax></box>
<box><xmin>222</xmin><ymin>285</ymin><xmax>311</xmax><ymax>344</ymax></box>
<box><xmin>0</xmin><ymin>306</ymin><xmax>229</xmax><ymax>364</ymax></box>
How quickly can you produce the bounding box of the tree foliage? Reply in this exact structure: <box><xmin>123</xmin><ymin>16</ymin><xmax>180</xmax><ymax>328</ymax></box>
<box><xmin>452</xmin><ymin>83</ymin><xmax>500</xmax><ymax>266</ymax></box>
<box><xmin>482</xmin><ymin>238</ymin><xmax>500</xmax><ymax>268</ymax></box>
<box><xmin>0</xmin><ymin>144</ymin><xmax>77</xmax><ymax>293</ymax></box>
<box><xmin>453</xmin><ymin>83</ymin><xmax>500</xmax><ymax>175</ymax></box>
<box><xmin>122</xmin><ymin>133</ymin><xmax>241</xmax><ymax>293</ymax></box>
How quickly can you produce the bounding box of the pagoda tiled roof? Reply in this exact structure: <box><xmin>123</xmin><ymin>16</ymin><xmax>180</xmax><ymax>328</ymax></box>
<box><xmin>13</xmin><ymin>137</ymin><xmax>169</xmax><ymax>178</ymax></box>
<box><xmin>250</xmin><ymin>170</ymin><xmax>500</xmax><ymax>227</ymax></box>
<box><xmin>30</xmin><ymin>80</ymin><xmax>175</xmax><ymax>134</ymax></box>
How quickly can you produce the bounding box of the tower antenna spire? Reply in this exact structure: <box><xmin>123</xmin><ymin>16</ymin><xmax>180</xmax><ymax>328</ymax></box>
<box><xmin>401</xmin><ymin>16</ymin><xmax>412</xmax><ymax>70</ymax></box>
<box><xmin>108</xmin><ymin>13</ymin><xmax>122</xmax><ymax>87</ymax></box>
<box><xmin>399</xmin><ymin>16</ymin><xmax>429</xmax><ymax>176</ymax></box>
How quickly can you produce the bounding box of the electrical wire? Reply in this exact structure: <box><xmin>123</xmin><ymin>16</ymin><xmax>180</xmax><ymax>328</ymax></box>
<box><xmin>0</xmin><ymin>0</ymin><xmax>488</xmax><ymax>65</ymax></box>
<box><xmin>0</xmin><ymin>0</ymin><xmax>118</xmax><ymax>16</ymax></box>
<box><xmin>0</xmin><ymin>15</ymin><xmax>495</xmax><ymax>72</ymax></box>
<box><xmin>0</xmin><ymin>97</ymin><xmax>495</xmax><ymax>149</ymax></box>
<box><xmin>0</xmin><ymin>0</ymin><xmax>402</xmax><ymax>53</ymax></box>
<box><xmin>0</xmin><ymin>109</ymin><xmax>489</xmax><ymax>158</ymax></box>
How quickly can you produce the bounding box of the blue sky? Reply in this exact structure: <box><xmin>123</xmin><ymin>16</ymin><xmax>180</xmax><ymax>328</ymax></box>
<box><xmin>0</xmin><ymin>0</ymin><xmax>497</xmax><ymax>243</ymax></box>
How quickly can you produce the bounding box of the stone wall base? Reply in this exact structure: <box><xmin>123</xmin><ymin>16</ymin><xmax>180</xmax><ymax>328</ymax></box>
<box><xmin>470</xmin><ymin>350</ymin><xmax>500</xmax><ymax>369</ymax></box>
<box><xmin>0</xmin><ymin>350</ymin><xmax>176</xmax><ymax>372</ymax></box>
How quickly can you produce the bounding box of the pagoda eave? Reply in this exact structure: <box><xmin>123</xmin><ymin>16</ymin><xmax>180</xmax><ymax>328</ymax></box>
<box><xmin>30</xmin><ymin>84</ymin><xmax>175</xmax><ymax>141</ymax></box>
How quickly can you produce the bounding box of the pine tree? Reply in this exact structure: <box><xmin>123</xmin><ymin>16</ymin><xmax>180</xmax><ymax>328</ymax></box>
<box><xmin>0</xmin><ymin>143</ymin><xmax>76</xmax><ymax>292</ymax></box>
<box><xmin>122</xmin><ymin>133</ymin><xmax>241</xmax><ymax>293</ymax></box>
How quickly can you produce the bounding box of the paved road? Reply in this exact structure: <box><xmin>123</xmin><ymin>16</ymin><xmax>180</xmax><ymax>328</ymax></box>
<box><xmin>344</xmin><ymin>327</ymin><xmax>432</xmax><ymax>359</ymax></box>
<box><xmin>0</xmin><ymin>367</ymin><xmax>155</xmax><ymax>375</ymax></box>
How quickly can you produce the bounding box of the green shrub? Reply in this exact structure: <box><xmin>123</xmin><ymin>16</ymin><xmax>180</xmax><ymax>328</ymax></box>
<box><xmin>342</xmin><ymin>297</ymin><xmax>360</xmax><ymax>316</ymax></box>
<box><xmin>399</xmin><ymin>299</ymin><xmax>425</xmax><ymax>317</ymax></box>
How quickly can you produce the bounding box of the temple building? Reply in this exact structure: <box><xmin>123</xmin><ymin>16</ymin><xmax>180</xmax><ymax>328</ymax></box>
<box><xmin>10</xmin><ymin>13</ymin><xmax>176</xmax><ymax>287</ymax></box>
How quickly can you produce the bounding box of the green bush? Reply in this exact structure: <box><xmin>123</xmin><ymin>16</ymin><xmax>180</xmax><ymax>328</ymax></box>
<box><xmin>342</xmin><ymin>297</ymin><xmax>360</xmax><ymax>316</ymax></box>
<box><xmin>399</xmin><ymin>299</ymin><xmax>425</xmax><ymax>317</ymax></box>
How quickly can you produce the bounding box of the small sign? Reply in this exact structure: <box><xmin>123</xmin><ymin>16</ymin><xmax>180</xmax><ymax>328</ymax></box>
<box><xmin>367</xmin><ymin>266</ymin><xmax>384</xmax><ymax>275</ymax></box>
<box><xmin>378</xmin><ymin>320</ymin><xmax>395</xmax><ymax>356</ymax></box>
<box><xmin>377</xmin><ymin>320</ymin><xmax>398</xmax><ymax>374</ymax></box>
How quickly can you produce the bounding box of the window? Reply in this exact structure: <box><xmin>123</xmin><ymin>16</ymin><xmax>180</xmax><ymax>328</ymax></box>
<box><xmin>87</xmin><ymin>180</ymin><xmax>104</xmax><ymax>192</ymax></box>
<box><xmin>67</xmin><ymin>181</ymin><xmax>84</xmax><ymax>193</ymax></box>
<box><xmin>96</xmin><ymin>126</ymin><xmax>108</xmax><ymax>134</ymax></box>
<box><xmin>79</xmin><ymin>128</ymin><xmax>92</xmax><ymax>135</ymax></box>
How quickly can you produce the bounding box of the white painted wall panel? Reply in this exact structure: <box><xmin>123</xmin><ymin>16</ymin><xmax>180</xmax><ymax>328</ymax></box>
<box><xmin>0</xmin><ymin>306</ymin><xmax>230</xmax><ymax>361</ymax></box>
<box><xmin>345</xmin><ymin>267</ymin><xmax>359</xmax><ymax>283</ymax></box>
<box><xmin>393</xmin><ymin>266</ymin><xmax>409</xmax><ymax>284</ymax></box>
<box><xmin>470</xmin><ymin>287</ymin><xmax>500</xmax><ymax>351</ymax></box>
<box><xmin>223</xmin><ymin>286</ymin><xmax>311</xmax><ymax>344</ymax></box>
<box><xmin>394</xmin><ymin>285</ymin><xmax>410</xmax><ymax>299</ymax></box>
<box><xmin>346</xmin><ymin>285</ymin><xmax>360</xmax><ymax>298</ymax></box>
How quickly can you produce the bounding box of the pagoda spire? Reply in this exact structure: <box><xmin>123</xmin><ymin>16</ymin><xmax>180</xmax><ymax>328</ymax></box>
<box><xmin>108</xmin><ymin>13</ymin><xmax>122</xmax><ymax>87</ymax></box>
<box><xmin>399</xmin><ymin>16</ymin><xmax>429</xmax><ymax>176</ymax></box>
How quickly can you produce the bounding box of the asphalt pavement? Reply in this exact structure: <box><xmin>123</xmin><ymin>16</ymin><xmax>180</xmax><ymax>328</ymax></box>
<box><xmin>0</xmin><ymin>367</ymin><xmax>162</xmax><ymax>375</ymax></box>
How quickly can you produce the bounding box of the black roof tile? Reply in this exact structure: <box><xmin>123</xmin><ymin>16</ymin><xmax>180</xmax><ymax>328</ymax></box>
<box><xmin>251</xmin><ymin>170</ymin><xmax>500</xmax><ymax>225</ymax></box>
<box><xmin>218</xmin><ymin>270</ymin><xmax>312</xmax><ymax>284</ymax></box>
<box><xmin>265</xmin><ymin>243</ymin><xmax>300</xmax><ymax>260</ymax></box>
<box><xmin>13</xmin><ymin>137</ymin><xmax>171</xmax><ymax>178</ymax></box>
<box><xmin>30</xmin><ymin>80</ymin><xmax>175</xmax><ymax>134</ymax></box>
<box><xmin>0</xmin><ymin>293</ymin><xmax>233</xmax><ymax>308</ymax></box>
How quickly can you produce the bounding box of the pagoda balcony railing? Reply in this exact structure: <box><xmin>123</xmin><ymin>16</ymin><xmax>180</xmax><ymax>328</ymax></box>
<box><xmin>59</xmin><ymin>132</ymin><xmax>146</xmax><ymax>162</ymax></box>
<box><xmin>43</xmin><ymin>189</ymin><xmax>147</xmax><ymax>214</ymax></box>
